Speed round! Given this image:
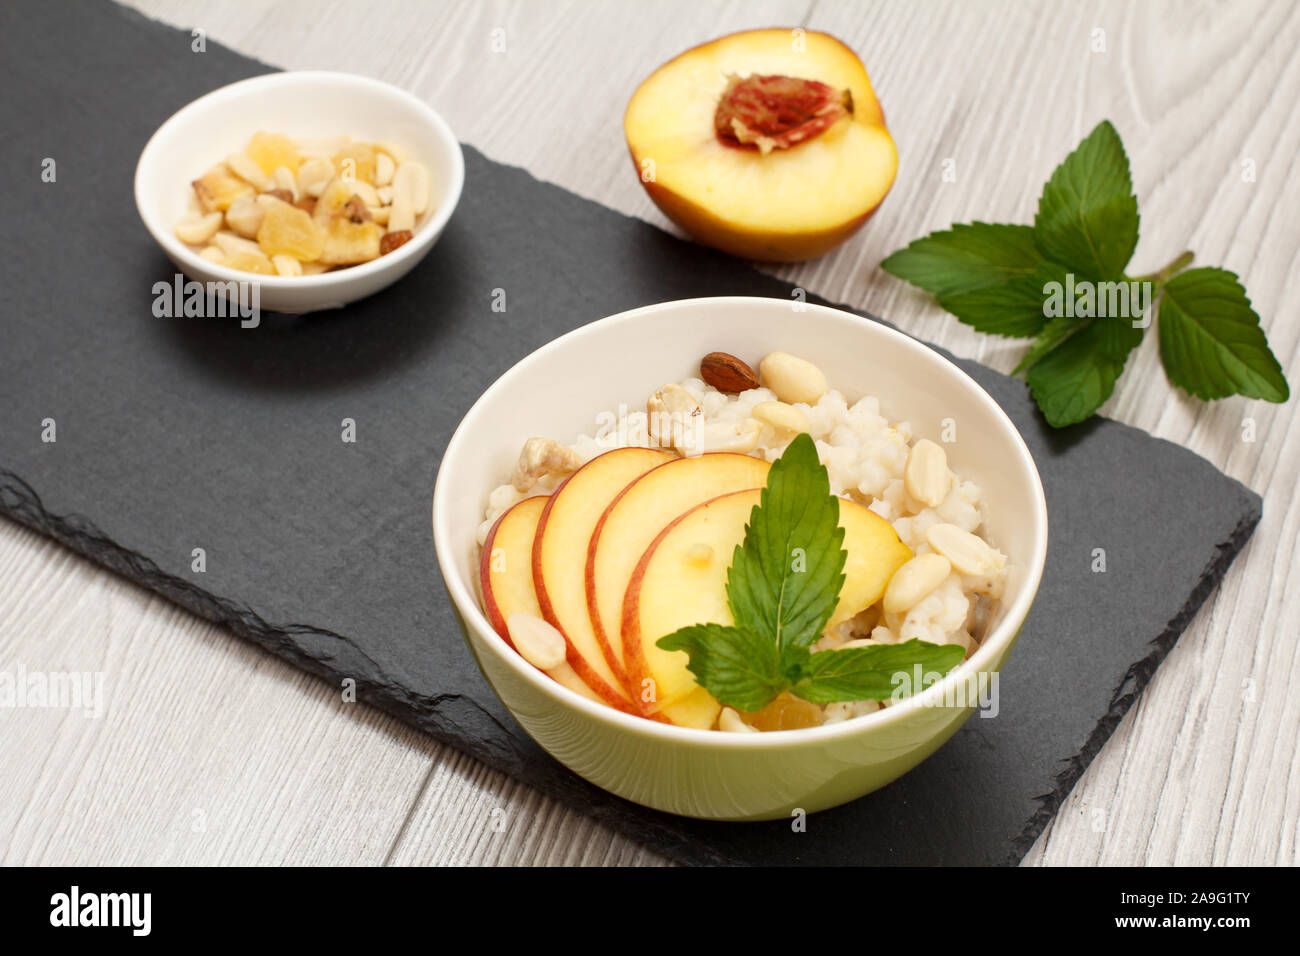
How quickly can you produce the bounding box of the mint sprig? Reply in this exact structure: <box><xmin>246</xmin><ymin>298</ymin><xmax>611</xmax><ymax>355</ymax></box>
<box><xmin>656</xmin><ymin>434</ymin><xmax>965</xmax><ymax>715</ymax></box>
<box><xmin>881</xmin><ymin>119</ymin><xmax>1289</xmax><ymax>426</ymax></box>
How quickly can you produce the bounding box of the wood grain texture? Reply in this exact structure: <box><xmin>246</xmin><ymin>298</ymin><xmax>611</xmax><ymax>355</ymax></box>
<box><xmin>1</xmin><ymin>0</ymin><xmax>1296</xmax><ymax>866</ymax></box>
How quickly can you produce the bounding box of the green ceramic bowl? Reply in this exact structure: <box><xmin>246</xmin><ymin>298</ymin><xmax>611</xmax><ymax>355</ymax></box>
<box><xmin>432</xmin><ymin>297</ymin><xmax>1048</xmax><ymax>821</ymax></box>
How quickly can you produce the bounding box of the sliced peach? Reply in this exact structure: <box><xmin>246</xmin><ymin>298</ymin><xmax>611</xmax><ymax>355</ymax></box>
<box><xmin>623</xmin><ymin>488</ymin><xmax>912</xmax><ymax>728</ymax></box>
<box><xmin>624</xmin><ymin>28</ymin><xmax>897</xmax><ymax>262</ymax></box>
<box><xmin>586</xmin><ymin>453</ymin><xmax>771</xmax><ymax>686</ymax></box>
<box><xmin>479</xmin><ymin>497</ymin><xmax>605</xmax><ymax>705</ymax></box>
<box><xmin>532</xmin><ymin>447</ymin><xmax>674</xmax><ymax>698</ymax></box>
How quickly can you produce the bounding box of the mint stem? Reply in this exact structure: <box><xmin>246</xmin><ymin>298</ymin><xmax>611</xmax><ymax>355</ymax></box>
<box><xmin>1132</xmin><ymin>250</ymin><xmax>1194</xmax><ymax>287</ymax></box>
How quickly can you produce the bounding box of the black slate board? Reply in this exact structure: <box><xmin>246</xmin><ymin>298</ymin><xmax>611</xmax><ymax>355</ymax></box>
<box><xmin>0</xmin><ymin>1</ymin><xmax>1261</xmax><ymax>866</ymax></box>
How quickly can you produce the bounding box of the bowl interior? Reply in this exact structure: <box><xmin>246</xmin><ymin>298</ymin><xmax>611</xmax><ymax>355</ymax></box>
<box><xmin>136</xmin><ymin>71</ymin><xmax>462</xmax><ymax>274</ymax></box>
<box><xmin>435</xmin><ymin>297</ymin><xmax>1048</xmax><ymax>730</ymax></box>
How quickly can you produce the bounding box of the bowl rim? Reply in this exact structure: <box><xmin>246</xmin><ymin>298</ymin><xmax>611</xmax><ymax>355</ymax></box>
<box><xmin>133</xmin><ymin>69</ymin><xmax>465</xmax><ymax>289</ymax></box>
<box><xmin>433</xmin><ymin>296</ymin><xmax>1049</xmax><ymax>749</ymax></box>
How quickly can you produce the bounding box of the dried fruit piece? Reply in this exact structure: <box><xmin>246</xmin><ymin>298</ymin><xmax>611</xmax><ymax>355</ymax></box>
<box><xmin>245</xmin><ymin>131</ymin><xmax>301</xmax><ymax>175</ymax></box>
<box><xmin>271</xmin><ymin>253</ymin><xmax>302</xmax><ymax>277</ymax></box>
<box><xmin>223</xmin><ymin>250</ymin><xmax>276</xmax><ymax>275</ymax></box>
<box><xmin>341</xmin><ymin>195</ymin><xmax>372</xmax><ymax>224</ymax></box>
<box><xmin>700</xmin><ymin>351</ymin><xmax>759</xmax><ymax>392</ymax></box>
<box><xmin>379</xmin><ymin>229</ymin><xmax>413</xmax><ymax>255</ymax></box>
<box><xmin>317</xmin><ymin>218</ymin><xmax>381</xmax><ymax>265</ymax></box>
<box><xmin>741</xmin><ymin>693</ymin><xmax>822</xmax><ymax>731</ymax></box>
<box><xmin>312</xmin><ymin>175</ymin><xmax>357</xmax><ymax>224</ymax></box>
<box><xmin>257</xmin><ymin>202</ymin><xmax>326</xmax><ymax>261</ymax></box>
<box><xmin>332</xmin><ymin>142</ymin><xmax>377</xmax><ymax>184</ymax></box>
<box><xmin>193</xmin><ymin>165</ymin><xmax>255</xmax><ymax>213</ymax></box>
<box><xmin>294</xmin><ymin>196</ymin><xmax>317</xmax><ymax>215</ymax></box>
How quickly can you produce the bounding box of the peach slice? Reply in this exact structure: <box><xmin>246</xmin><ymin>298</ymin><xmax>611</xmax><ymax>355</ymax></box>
<box><xmin>532</xmin><ymin>447</ymin><xmax>674</xmax><ymax>698</ymax></box>
<box><xmin>624</xmin><ymin>28</ymin><xmax>897</xmax><ymax>262</ymax></box>
<box><xmin>623</xmin><ymin>488</ymin><xmax>913</xmax><ymax>729</ymax></box>
<box><xmin>586</xmin><ymin>453</ymin><xmax>771</xmax><ymax>695</ymax></box>
<box><xmin>479</xmin><ymin>497</ymin><xmax>605</xmax><ymax>705</ymax></box>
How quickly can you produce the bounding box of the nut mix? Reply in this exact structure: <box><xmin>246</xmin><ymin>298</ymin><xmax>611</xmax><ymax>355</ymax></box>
<box><xmin>175</xmin><ymin>131</ymin><xmax>431</xmax><ymax>276</ymax></box>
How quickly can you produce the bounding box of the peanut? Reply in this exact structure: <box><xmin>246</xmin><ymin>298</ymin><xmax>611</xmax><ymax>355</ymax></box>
<box><xmin>394</xmin><ymin>160</ymin><xmax>432</xmax><ymax>214</ymax></box>
<box><xmin>753</xmin><ymin>400</ymin><xmax>810</xmax><ymax>437</ymax></box>
<box><xmin>374</xmin><ymin>151</ymin><xmax>396</xmax><ymax>187</ymax></box>
<box><xmin>926</xmin><ymin>523</ymin><xmax>1003</xmax><ymax>576</ymax></box>
<box><xmin>174</xmin><ymin>211</ymin><xmax>223</xmax><ymax>245</ymax></box>
<box><xmin>505</xmin><ymin>613</ymin><xmax>568</xmax><ymax>671</ymax></box>
<box><xmin>271</xmin><ymin>165</ymin><xmax>298</xmax><ymax>200</ymax></box>
<box><xmin>511</xmin><ymin>437</ymin><xmax>581</xmax><ymax>492</ymax></box>
<box><xmin>759</xmin><ymin>351</ymin><xmax>827</xmax><ymax>405</ymax></box>
<box><xmin>882</xmin><ymin>553</ymin><xmax>951</xmax><ymax>615</ymax></box>
<box><xmin>904</xmin><ymin>439</ymin><xmax>950</xmax><ymax>508</ymax></box>
<box><xmin>225</xmin><ymin>152</ymin><xmax>272</xmax><ymax>192</ymax></box>
<box><xmin>718</xmin><ymin>707</ymin><xmax>759</xmax><ymax>733</ymax></box>
<box><xmin>692</xmin><ymin>419</ymin><xmax>761</xmax><ymax>455</ymax></box>
<box><xmin>224</xmin><ymin>196</ymin><xmax>266</xmax><ymax>239</ymax></box>
<box><xmin>296</xmin><ymin>158</ymin><xmax>335</xmax><ymax>198</ymax></box>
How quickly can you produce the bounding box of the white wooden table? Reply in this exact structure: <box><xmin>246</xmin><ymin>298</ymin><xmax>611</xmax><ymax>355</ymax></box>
<box><xmin>2</xmin><ymin>0</ymin><xmax>1296</xmax><ymax>866</ymax></box>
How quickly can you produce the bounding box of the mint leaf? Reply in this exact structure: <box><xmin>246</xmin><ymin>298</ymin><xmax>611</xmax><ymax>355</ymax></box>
<box><xmin>1034</xmin><ymin>120</ymin><xmax>1139</xmax><ymax>279</ymax></box>
<box><xmin>937</xmin><ymin>262</ymin><xmax>1075</xmax><ymax>339</ymax></box>
<box><xmin>880</xmin><ymin>222</ymin><xmax>1045</xmax><ymax>297</ymax></box>
<box><xmin>656</xmin><ymin>624</ymin><xmax>788</xmax><ymax>712</ymax></box>
<box><xmin>1013</xmin><ymin>314</ymin><xmax>1091</xmax><ymax>375</ymax></box>
<box><xmin>726</xmin><ymin>432</ymin><xmax>846</xmax><ymax>665</ymax></box>
<box><xmin>792</xmin><ymin>640</ymin><xmax>967</xmax><ymax>704</ymax></box>
<box><xmin>1025</xmin><ymin>317</ymin><xmax>1144</xmax><ymax>426</ymax></box>
<box><xmin>1157</xmin><ymin>267</ymin><xmax>1289</xmax><ymax>403</ymax></box>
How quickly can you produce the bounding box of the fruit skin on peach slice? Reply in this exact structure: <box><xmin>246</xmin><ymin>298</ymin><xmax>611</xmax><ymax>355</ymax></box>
<box><xmin>478</xmin><ymin>496</ymin><xmax>606</xmax><ymax>706</ymax></box>
<box><xmin>624</xmin><ymin>28</ymin><xmax>897</xmax><ymax>262</ymax></box>
<box><xmin>585</xmin><ymin>453</ymin><xmax>771</xmax><ymax>694</ymax></box>
<box><xmin>532</xmin><ymin>447</ymin><xmax>674</xmax><ymax>695</ymax></box>
<box><xmin>622</xmin><ymin>488</ymin><xmax>913</xmax><ymax>729</ymax></box>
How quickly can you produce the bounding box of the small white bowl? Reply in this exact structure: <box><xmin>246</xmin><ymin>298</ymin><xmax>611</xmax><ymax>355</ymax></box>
<box><xmin>433</xmin><ymin>296</ymin><xmax>1049</xmax><ymax>820</ymax></box>
<box><xmin>134</xmin><ymin>70</ymin><xmax>464</xmax><ymax>314</ymax></box>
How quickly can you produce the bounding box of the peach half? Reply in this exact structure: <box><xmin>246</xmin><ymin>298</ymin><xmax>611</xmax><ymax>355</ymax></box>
<box><xmin>624</xmin><ymin>28</ymin><xmax>897</xmax><ymax>262</ymax></box>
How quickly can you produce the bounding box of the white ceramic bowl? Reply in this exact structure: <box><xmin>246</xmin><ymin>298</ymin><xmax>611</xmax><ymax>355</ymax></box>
<box><xmin>433</xmin><ymin>296</ymin><xmax>1049</xmax><ymax>820</ymax></box>
<box><xmin>134</xmin><ymin>70</ymin><xmax>464</xmax><ymax>314</ymax></box>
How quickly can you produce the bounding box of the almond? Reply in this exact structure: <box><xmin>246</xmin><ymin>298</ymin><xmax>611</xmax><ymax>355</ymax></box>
<box><xmin>380</xmin><ymin>229</ymin><xmax>413</xmax><ymax>255</ymax></box>
<box><xmin>700</xmin><ymin>351</ymin><xmax>759</xmax><ymax>393</ymax></box>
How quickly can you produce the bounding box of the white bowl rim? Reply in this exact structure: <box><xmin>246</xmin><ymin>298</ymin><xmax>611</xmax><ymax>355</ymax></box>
<box><xmin>433</xmin><ymin>296</ymin><xmax>1049</xmax><ymax>750</ymax></box>
<box><xmin>133</xmin><ymin>69</ymin><xmax>465</xmax><ymax>289</ymax></box>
